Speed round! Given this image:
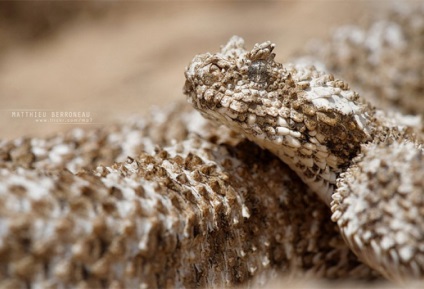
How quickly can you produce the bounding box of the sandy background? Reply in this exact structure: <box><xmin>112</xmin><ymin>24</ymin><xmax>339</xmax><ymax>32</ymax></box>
<box><xmin>0</xmin><ymin>2</ymin><xmax>390</xmax><ymax>140</ymax></box>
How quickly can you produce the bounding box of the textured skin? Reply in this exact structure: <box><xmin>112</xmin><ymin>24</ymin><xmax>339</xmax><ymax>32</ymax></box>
<box><xmin>184</xmin><ymin>37</ymin><xmax>372</xmax><ymax>204</ymax></box>
<box><xmin>332</xmin><ymin>139</ymin><xmax>424</xmax><ymax>282</ymax></box>
<box><xmin>0</xmin><ymin>104</ymin><xmax>377</xmax><ymax>289</ymax></box>
<box><xmin>299</xmin><ymin>4</ymin><xmax>424</xmax><ymax>115</ymax></box>
<box><xmin>1</xmin><ymin>6</ymin><xmax>423</xmax><ymax>289</ymax></box>
<box><xmin>183</xmin><ymin>36</ymin><xmax>423</xmax><ymax>282</ymax></box>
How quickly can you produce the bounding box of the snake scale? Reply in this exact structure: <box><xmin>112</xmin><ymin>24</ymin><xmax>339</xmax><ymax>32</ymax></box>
<box><xmin>183</xmin><ymin>6</ymin><xmax>424</xmax><ymax>283</ymax></box>
<box><xmin>0</xmin><ymin>4</ymin><xmax>423</xmax><ymax>289</ymax></box>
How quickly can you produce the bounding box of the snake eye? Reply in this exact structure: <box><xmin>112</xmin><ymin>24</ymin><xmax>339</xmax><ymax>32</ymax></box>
<box><xmin>248</xmin><ymin>60</ymin><xmax>269</xmax><ymax>84</ymax></box>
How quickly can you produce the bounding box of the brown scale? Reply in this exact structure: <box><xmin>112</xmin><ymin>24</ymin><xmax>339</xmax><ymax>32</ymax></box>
<box><xmin>0</xmin><ymin>103</ymin><xmax>381</xmax><ymax>289</ymax></box>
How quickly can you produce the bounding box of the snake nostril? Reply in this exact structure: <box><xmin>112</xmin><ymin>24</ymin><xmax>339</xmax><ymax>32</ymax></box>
<box><xmin>209</xmin><ymin>64</ymin><xmax>220</xmax><ymax>72</ymax></box>
<box><xmin>203</xmin><ymin>64</ymin><xmax>222</xmax><ymax>85</ymax></box>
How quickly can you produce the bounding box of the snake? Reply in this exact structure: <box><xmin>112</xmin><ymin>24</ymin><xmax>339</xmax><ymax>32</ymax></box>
<box><xmin>0</xmin><ymin>104</ymin><xmax>379</xmax><ymax>289</ymax></box>
<box><xmin>183</xmin><ymin>35</ymin><xmax>424</xmax><ymax>283</ymax></box>
<box><xmin>0</xmin><ymin>5</ymin><xmax>423</xmax><ymax>288</ymax></box>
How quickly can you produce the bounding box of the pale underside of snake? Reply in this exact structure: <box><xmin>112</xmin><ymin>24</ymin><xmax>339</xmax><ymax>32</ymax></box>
<box><xmin>183</xmin><ymin>34</ymin><xmax>424</xmax><ymax>283</ymax></box>
<box><xmin>0</xmin><ymin>5</ymin><xmax>423</xmax><ymax>289</ymax></box>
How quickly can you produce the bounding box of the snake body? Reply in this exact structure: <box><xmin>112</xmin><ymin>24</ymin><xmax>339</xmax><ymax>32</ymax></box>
<box><xmin>183</xmin><ymin>36</ymin><xmax>424</xmax><ymax>282</ymax></box>
<box><xmin>0</xmin><ymin>105</ymin><xmax>377</xmax><ymax>288</ymax></box>
<box><xmin>0</xmin><ymin>5</ymin><xmax>423</xmax><ymax>288</ymax></box>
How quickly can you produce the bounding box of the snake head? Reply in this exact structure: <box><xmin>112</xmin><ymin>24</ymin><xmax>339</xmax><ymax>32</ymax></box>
<box><xmin>184</xmin><ymin>36</ymin><xmax>372</xmax><ymax>203</ymax></box>
<box><xmin>184</xmin><ymin>36</ymin><xmax>288</xmax><ymax>119</ymax></box>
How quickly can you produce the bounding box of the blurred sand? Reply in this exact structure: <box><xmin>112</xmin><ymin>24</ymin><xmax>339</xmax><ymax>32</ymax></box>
<box><xmin>0</xmin><ymin>2</ymin><xmax>385</xmax><ymax>140</ymax></box>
